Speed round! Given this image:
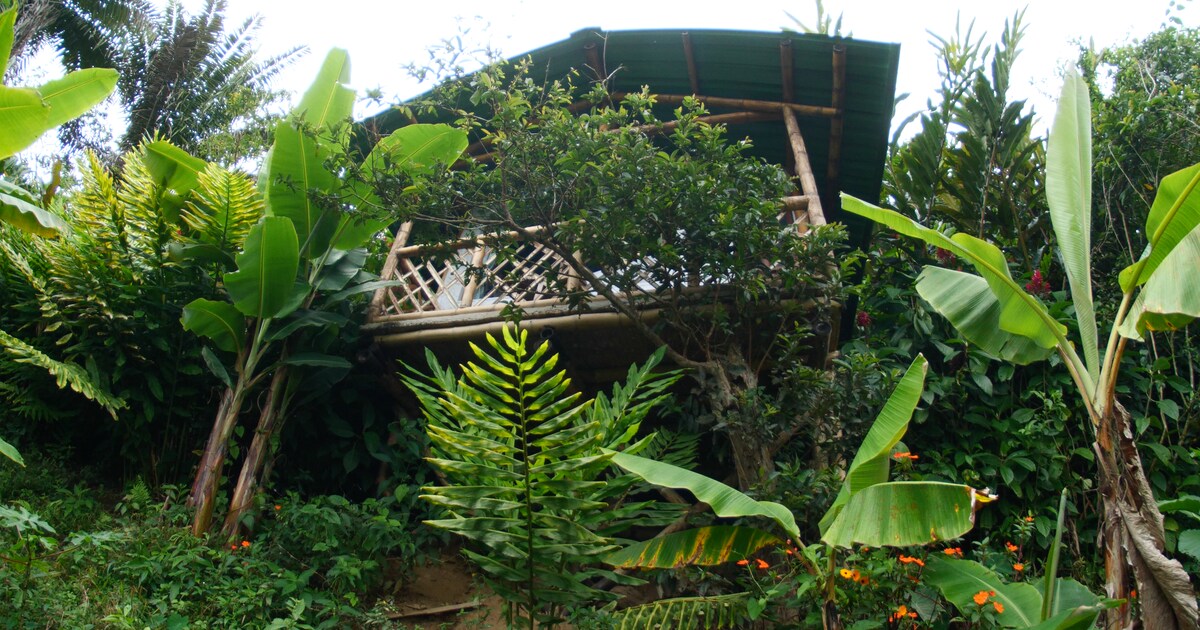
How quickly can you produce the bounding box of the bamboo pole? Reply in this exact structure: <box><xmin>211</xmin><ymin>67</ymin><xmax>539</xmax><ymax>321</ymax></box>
<box><xmin>779</xmin><ymin>39</ymin><xmax>795</xmax><ymax>102</ymax></box>
<box><xmin>584</xmin><ymin>41</ymin><xmax>606</xmax><ymax>82</ymax></box>
<box><xmin>682</xmin><ymin>32</ymin><xmax>700</xmax><ymax>94</ymax></box>
<box><xmin>368</xmin><ymin>221</ymin><xmax>413</xmax><ymax>319</ymax></box>
<box><xmin>826</xmin><ymin>45</ymin><xmax>847</xmax><ymax>207</ymax></box>
<box><xmin>459</xmin><ymin>245</ymin><xmax>489</xmax><ymax>308</ymax></box>
<box><xmin>630</xmin><ymin>111</ymin><xmax>778</xmax><ymax>135</ymax></box>
<box><xmin>612</xmin><ymin>92</ymin><xmax>838</xmax><ymax>118</ymax></box>
<box><xmin>782</xmin><ymin>106</ymin><xmax>826</xmax><ymax>225</ymax></box>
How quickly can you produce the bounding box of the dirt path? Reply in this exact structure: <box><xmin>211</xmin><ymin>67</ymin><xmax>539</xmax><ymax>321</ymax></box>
<box><xmin>387</xmin><ymin>550</ymin><xmax>506</xmax><ymax>629</ymax></box>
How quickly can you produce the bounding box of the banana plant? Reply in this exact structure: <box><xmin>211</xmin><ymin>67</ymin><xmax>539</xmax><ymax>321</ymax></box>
<box><xmin>842</xmin><ymin>69</ymin><xmax>1200</xmax><ymax>628</ymax></box>
<box><xmin>180</xmin><ymin>48</ymin><xmax>467</xmax><ymax>536</ymax></box>
<box><xmin>606</xmin><ymin>354</ymin><xmax>984</xmax><ymax>628</ymax></box>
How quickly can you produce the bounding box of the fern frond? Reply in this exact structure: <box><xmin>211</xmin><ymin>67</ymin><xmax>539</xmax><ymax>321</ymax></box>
<box><xmin>72</xmin><ymin>151</ymin><xmax>129</xmax><ymax>264</ymax></box>
<box><xmin>180</xmin><ymin>163</ymin><xmax>263</xmax><ymax>252</ymax></box>
<box><xmin>608</xmin><ymin>593</ymin><xmax>751</xmax><ymax>630</ymax></box>
<box><xmin>0</xmin><ymin>329</ymin><xmax>125</xmax><ymax>419</ymax></box>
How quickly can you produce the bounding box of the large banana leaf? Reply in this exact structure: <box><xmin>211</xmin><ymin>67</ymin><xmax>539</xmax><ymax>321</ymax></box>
<box><xmin>181</xmin><ymin>298</ymin><xmax>247</xmax><ymax>354</ymax></box>
<box><xmin>0</xmin><ymin>86</ymin><xmax>49</xmax><ymax>161</ymax></box>
<box><xmin>144</xmin><ymin>141</ymin><xmax>206</xmax><ymax>195</ymax></box>
<box><xmin>293</xmin><ymin>48</ymin><xmax>353</xmax><ymax>128</ymax></box>
<box><xmin>0</xmin><ymin>179</ymin><xmax>65</xmax><ymax>236</ymax></box>
<box><xmin>819</xmin><ymin>355</ymin><xmax>927</xmax><ymax>534</ymax></box>
<box><xmin>1120</xmin><ymin>222</ymin><xmax>1200</xmax><ymax>338</ymax></box>
<box><xmin>925</xmin><ymin>556</ymin><xmax>1044</xmax><ymax>627</ymax></box>
<box><xmin>916</xmin><ymin>267</ymin><xmax>1054</xmax><ymax>364</ymax></box>
<box><xmin>223</xmin><ymin>217</ymin><xmax>301</xmax><ymax>320</ymax></box>
<box><xmin>605</xmin><ymin>450</ymin><xmax>799</xmax><ymax>539</ymax></box>
<box><xmin>1119</xmin><ymin>163</ymin><xmax>1200</xmax><ymax>292</ymax></box>
<box><xmin>842</xmin><ymin>194</ymin><xmax>1067</xmax><ymax>353</ymax></box>
<box><xmin>36</xmin><ymin>68</ymin><xmax>118</xmax><ymax>129</ymax></box>
<box><xmin>821</xmin><ymin>481</ymin><xmax>976</xmax><ymax>548</ymax></box>
<box><xmin>1046</xmin><ymin>69</ymin><xmax>1098</xmax><ymax>379</ymax></box>
<box><xmin>605</xmin><ymin>525</ymin><xmax>780</xmax><ymax>568</ymax></box>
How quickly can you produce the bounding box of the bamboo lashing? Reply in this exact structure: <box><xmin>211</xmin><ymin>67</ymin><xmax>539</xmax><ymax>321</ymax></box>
<box><xmin>781</xmin><ymin>106</ymin><xmax>825</xmax><ymax>226</ymax></box>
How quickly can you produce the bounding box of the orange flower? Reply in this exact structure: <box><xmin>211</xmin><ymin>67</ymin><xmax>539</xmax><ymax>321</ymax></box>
<box><xmin>755</xmin><ymin>558</ymin><xmax>769</xmax><ymax>570</ymax></box>
<box><xmin>889</xmin><ymin>605</ymin><xmax>911</xmax><ymax>622</ymax></box>
<box><xmin>274</xmin><ymin>504</ymin><xmax>282</xmax><ymax>511</ymax></box>
<box><xmin>784</xmin><ymin>548</ymin><xmax>794</xmax><ymax>555</ymax></box>
<box><xmin>892</xmin><ymin>452</ymin><xmax>920</xmax><ymax>461</ymax></box>
<box><xmin>1005</xmin><ymin>541</ymin><xmax>1018</xmax><ymax>553</ymax></box>
<box><xmin>943</xmin><ymin>547</ymin><xmax>962</xmax><ymax>557</ymax></box>
<box><xmin>993</xmin><ymin>601</ymin><xmax>1005</xmax><ymax>614</ymax></box>
<box><xmin>1013</xmin><ymin>562</ymin><xmax>1024</xmax><ymax>572</ymax></box>
<box><xmin>858</xmin><ymin>576</ymin><xmax>870</xmax><ymax>586</ymax></box>
<box><xmin>839</xmin><ymin>568</ymin><xmax>852</xmax><ymax>579</ymax></box>
<box><xmin>736</xmin><ymin>559</ymin><xmax>749</xmax><ymax>566</ymax></box>
<box><xmin>1024</xmin><ymin>515</ymin><xmax>1034</xmax><ymax>523</ymax></box>
<box><xmin>898</xmin><ymin>554</ymin><xmax>925</xmax><ymax>567</ymax></box>
<box><xmin>973</xmin><ymin>590</ymin><xmax>990</xmax><ymax>606</ymax></box>
<box><xmin>850</xmin><ymin>570</ymin><xmax>861</xmax><ymax>581</ymax></box>
<box><xmin>240</xmin><ymin>540</ymin><xmax>250</xmax><ymax>548</ymax></box>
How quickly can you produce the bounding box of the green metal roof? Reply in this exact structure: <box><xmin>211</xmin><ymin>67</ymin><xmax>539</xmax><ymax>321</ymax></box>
<box><xmin>364</xmin><ymin>28</ymin><xmax>900</xmax><ymax>246</ymax></box>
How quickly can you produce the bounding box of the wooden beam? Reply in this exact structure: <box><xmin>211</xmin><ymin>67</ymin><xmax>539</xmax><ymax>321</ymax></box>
<box><xmin>826</xmin><ymin>45</ymin><xmax>847</xmax><ymax>211</ymax></box>
<box><xmin>611</xmin><ymin>92</ymin><xmax>838</xmax><ymax>118</ymax></box>
<box><xmin>584</xmin><ymin>41</ymin><xmax>606</xmax><ymax>83</ymax></box>
<box><xmin>682</xmin><ymin>32</ymin><xmax>700</xmax><ymax>94</ymax></box>
<box><xmin>782</xmin><ymin>107</ymin><xmax>826</xmax><ymax>225</ymax></box>
<box><xmin>779</xmin><ymin>39</ymin><xmax>795</xmax><ymax>102</ymax></box>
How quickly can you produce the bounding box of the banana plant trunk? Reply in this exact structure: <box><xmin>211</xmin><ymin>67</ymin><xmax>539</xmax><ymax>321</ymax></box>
<box><xmin>222</xmin><ymin>364</ymin><xmax>290</xmax><ymax>538</ymax></box>
<box><xmin>1096</xmin><ymin>402</ymin><xmax>1199</xmax><ymax>629</ymax></box>
<box><xmin>189</xmin><ymin>383</ymin><xmax>247</xmax><ymax>535</ymax></box>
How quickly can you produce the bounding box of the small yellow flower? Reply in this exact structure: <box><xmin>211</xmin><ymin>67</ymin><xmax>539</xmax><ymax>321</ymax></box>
<box><xmin>839</xmin><ymin>568</ymin><xmax>852</xmax><ymax>579</ymax></box>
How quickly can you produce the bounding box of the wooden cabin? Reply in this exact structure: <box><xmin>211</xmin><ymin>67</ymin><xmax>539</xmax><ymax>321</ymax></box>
<box><xmin>360</xmin><ymin>28</ymin><xmax>900</xmax><ymax>384</ymax></box>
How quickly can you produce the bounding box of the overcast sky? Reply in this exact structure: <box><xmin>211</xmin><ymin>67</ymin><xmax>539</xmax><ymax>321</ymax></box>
<box><xmin>184</xmin><ymin>0</ymin><xmax>1197</xmax><ymax>133</ymax></box>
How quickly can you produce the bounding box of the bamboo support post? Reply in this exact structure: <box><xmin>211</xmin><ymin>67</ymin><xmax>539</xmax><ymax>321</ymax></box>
<box><xmin>782</xmin><ymin>106</ymin><xmax>826</xmax><ymax>225</ymax></box>
<box><xmin>780</xmin><ymin>39</ymin><xmax>795</xmax><ymax>101</ymax></box>
<box><xmin>630</xmin><ymin>110</ymin><xmax>778</xmax><ymax>135</ymax></box>
<box><xmin>583</xmin><ymin>41</ymin><xmax>606</xmax><ymax>83</ymax></box>
<box><xmin>682</xmin><ymin>32</ymin><xmax>700</xmax><ymax>94</ymax></box>
<box><xmin>826</xmin><ymin>45</ymin><xmax>847</xmax><ymax>207</ymax></box>
<box><xmin>459</xmin><ymin>245</ymin><xmax>488</xmax><ymax>308</ymax></box>
<box><xmin>369</xmin><ymin>221</ymin><xmax>414</xmax><ymax>318</ymax></box>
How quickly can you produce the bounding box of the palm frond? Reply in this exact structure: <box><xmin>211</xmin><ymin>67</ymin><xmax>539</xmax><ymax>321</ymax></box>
<box><xmin>607</xmin><ymin>594</ymin><xmax>751</xmax><ymax>630</ymax></box>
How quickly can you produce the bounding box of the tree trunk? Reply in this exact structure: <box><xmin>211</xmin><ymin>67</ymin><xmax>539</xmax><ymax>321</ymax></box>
<box><xmin>221</xmin><ymin>366</ymin><xmax>290</xmax><ymax>538</ymax></box>
<box><xmin>1096</xmin><ymin>401</ymin><xmax>1198</xmax><ymax>629</ymax></box>
<box><xmin>701</xmin><ymin>349</ymin><xmax>774</xmax><ymax>490</ymax></box>
<box><xmin>188</xmin><ymin>386</ymin><xmax>246</xmax><ymax>535</ymax></box>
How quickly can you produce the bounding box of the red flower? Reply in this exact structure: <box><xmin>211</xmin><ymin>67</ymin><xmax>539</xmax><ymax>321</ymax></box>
<box><xmin>856</xmin><ymin>310</ymin><xmax>872</xmax><ymax>328</ymax></box>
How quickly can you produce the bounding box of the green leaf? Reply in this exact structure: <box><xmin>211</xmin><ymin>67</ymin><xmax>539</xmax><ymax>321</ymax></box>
<box><xmin>917</xmin><ymin>267</ymin><xmax>1054</xmax><ymax>364</ymax></box>
<box><xmin>264</xmin><ymin>120</ymin><xmax>339</xmax><ymax>258</ymax></box>
<box><xmin>821</xmin><ymin>481</ymin><xmax>976</xmax><ymax>548</ymax></box>
<box><xmin>282</xmin><ymin>353</ymin><xmax>351</xmax><ymax>368</ymax></box>
<box><xmin>1121</xmin><ymin>221</ymin><xmax>1200</xmax><ymax>338</ymax></box>
<box><xmin>0</xmin><ymin>86</ymin><xmax>49</xmax><ymax>161</ymax></box>
<box><xmin>36</xmin><ymin>68</ymin><xmax>118</xmax><ymax>129</ymax></box>
<box><xmin>0</xmin><ymin>437</ymin><xmax>23</xmax><ymax>467</ymax></box>
<box><xmin>144</xmin><ymin>141</ymin><xmax>206</xmax><ymax>195</ymax></box>
<box><xmin>0</xmin><ymin>184</ymin><xmax>66</xmax><ymax>236</ymax></box>
<box><xmin>0</xmin><ymin>7</ymin><xmax>16</xmax><ymax>73</ymax></box>
<box><xmin>167</xmin><ymin>242</ymin><xmax>236</xmax><ymax>268</ymax></box>
<box><xmin>1119</xmin><ymin>163</ymin><xmax>1200</xmax><ymax>292</ymax></box>
<box><xmin>1046</xmin><ymin>69</ymin><xmax>1098</xmax><ymax>380</ymax></box>
<box><xmin>181</xmin><ymin>298</ymin><xmax>246</xmax><ymax>354</ymax></box>
<box><xmin>1178</xmin><ymin>530</ymin><xmax>1200</xmax><ymax>562</ymax></box>
<box><xmin>842</xmin><ymin>193</ymin><xmax>1067</xmax><ymax>352</ymax></box>
<box><xmin>200</xmin><ymin>347</ymin><xmax>233</xmax><ymax>390</ymax></box>
<box><xmin>224</xmin><ymin>217</ymin><xmax>301</xmax><ymax>319</ymax></box>
<box><xmin>924</xmin><ymin>556</ymin><xmax>1043</xmax><ymax>627</ymax></box>
<box><xmin>314</xmin><ymin>247</ymin><xmax>368</xmax><ymax>291</ymax></box>
<box><xmin>332</xmin><ymin>216</ymin><xmax>388</xmax><ymax>250</ymax></box>
<box><xmin>265</xmin><ymin>310</ymin><xmax>348</xmax><ymax>342</ymax></box>
<box><xmin>293</xmin><ymin>48</ymin><xmax>353</xmax><ymax>127</ymax></box>
<box><xmin>605</xmin><ymin>525</ymin><xmax>780</xmax><ymax>568</ymax></box>
<box><xmin>0</xmin><ymin>329</ymin><xmax>125</xmax><ymax>419</ymax></box>
<box><xmin>363</xmin><ymin>123</ymin><xmax>469</xmax><ymax>178</ymax></box>
<box><xmin>606</xmin><ymin>450</ymin><xmax>799</xmax><ymax>539</ymax></box>
<box><xmin>820</xmin><ymin>355</ymin><xmax>927</xmax><ymax>534</ymax></box>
